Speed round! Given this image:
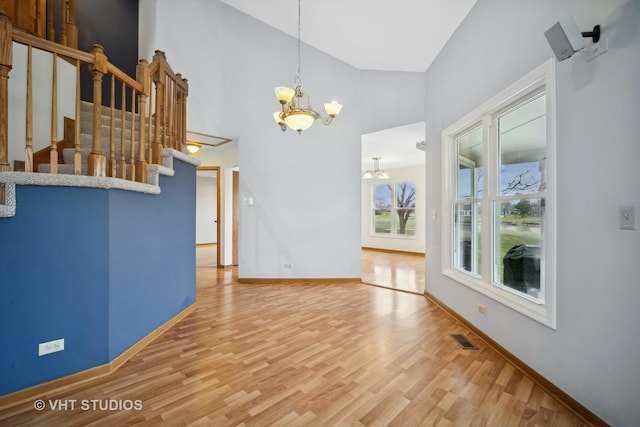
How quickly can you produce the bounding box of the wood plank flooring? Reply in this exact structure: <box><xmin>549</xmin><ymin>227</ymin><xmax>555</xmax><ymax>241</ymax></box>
<box><xmin>0</xmin><ymin>248</ymin><xmax>588</xmax><ymax>426</ymax></box>
<box><xmin>361</xmin><ymin>248</ymin><xmax>425</xmax><ymax>294</ymax></box>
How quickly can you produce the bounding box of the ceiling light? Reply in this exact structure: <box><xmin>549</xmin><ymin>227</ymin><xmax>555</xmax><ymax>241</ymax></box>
<box><xmin>273</xmin><ymin>0</ymin><xmax>342</xmax><ymax>134</ymax></box>
<box><xmin>363</xmin><ymin>157</ymin><xmax>389</xmax><ymax>180</ymax></box>
<box><xmin>186</xmin><ymin>142</ymin><xmax>201</xmax><ymax>154</ymax></box>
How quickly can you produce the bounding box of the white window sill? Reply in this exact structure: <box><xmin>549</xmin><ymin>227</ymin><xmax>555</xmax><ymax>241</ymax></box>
<box><xmin>371</xmin><ymin>233</ymin><xmax>418</xmax><ymax>240</ymax></box>
<box><xmin>443</xmin><ymin>267</ymin><xmax>555</xmax><ymax>329</ymax></box>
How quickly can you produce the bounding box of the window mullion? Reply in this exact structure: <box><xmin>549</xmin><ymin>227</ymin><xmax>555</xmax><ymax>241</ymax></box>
<box><xmin>392</xmin><ymin>184</ymin><xmax>397</xmax><ymax>235</ymax></box>
<box><xmin>480</xmin><ymin>114</ymin><xmax>494</xmax><ymax>282</ymax></box>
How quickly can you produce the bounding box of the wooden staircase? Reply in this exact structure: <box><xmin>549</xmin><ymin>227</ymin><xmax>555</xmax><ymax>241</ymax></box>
<box><xmin>36</xmin><ymin>101</ymin><xmax>153</xmax><ymax>179</ymax></box>
<box><xmin>0</xmin><ymin>1</ymin><xmax>189</xmax><ymax>208</ymax></box>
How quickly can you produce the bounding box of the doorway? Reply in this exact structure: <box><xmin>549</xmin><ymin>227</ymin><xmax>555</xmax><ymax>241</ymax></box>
<box><xmin>361</xmin><ymin>122</ymin><xmax>427</xmax><ymax>294</ymax></box>
<box><xmin>196</xmin><ymin>166</ymin><xmax>221</xmax><ymax>268</ymax></box>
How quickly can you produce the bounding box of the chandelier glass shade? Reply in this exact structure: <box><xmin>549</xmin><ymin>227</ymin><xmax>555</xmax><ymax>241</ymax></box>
<box><xmin>273</xmin><ymin>0</ymin><xmax>342</xmax><ymax>134</ymax></box>
<box><xmin>363</xmin><ymin>157</ymin><xmax>389</xmax><ymax>180</ymax></box>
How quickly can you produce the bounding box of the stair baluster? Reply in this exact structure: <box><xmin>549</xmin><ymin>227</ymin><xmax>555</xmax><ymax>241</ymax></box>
<box><xmin>25</xmin><ymin>45</ymin><xmax>33</xmax><ymax>172</ymax></box>
<box><xmin>152</xmin><ymin>59</ymin><xmax>165</xmax><ymax>165</ymax></box>
<box><xmin>179</xmin><ymin>75</ymin><xmax>188</xmax><ymax>152</ymax></box>
<box><xmin>108</xmin><ymin>74</ymin><xmax>115</xmax><ymax>177</ymax></box>
<box><xmin>46</xmin><ymin>0</ymin><xmax>54</xmax><ymax>42</ymax></box>
<box><xmin>128</xmin><ymin>86</ymin><xmax>135</xmax><ymax>181</ymax></box>
<box><xmin>166</xmin><ymin>77</ymin><xmax>173</xmax><ymax>150</ymax></box>
<box><xmin>118</xmin><ymin>82</ymin><xmax>126</xmax><ymax>180</ymax></box>
<box><xmin>73</xmin><ymin>58</ymin><xmax>81</xmax><ymax>175</ymax></box>
<box><xmin>49</xmin><ymin>52</ymin><xmax>58</xmax><ymax>174</ymax></box>
<box><xmin>146</xmin><ymin>76</ymin><xmax>153</xmax><ymax>165</ymax></box>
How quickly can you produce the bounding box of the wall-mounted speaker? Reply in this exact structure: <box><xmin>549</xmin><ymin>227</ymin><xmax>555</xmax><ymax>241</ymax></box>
<box><xmin>544</xmin><ymin>17</ymin><xmax>586</xmax><ymax>61</ymax></box>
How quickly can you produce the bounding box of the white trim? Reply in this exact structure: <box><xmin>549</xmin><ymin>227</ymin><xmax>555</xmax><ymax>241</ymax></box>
<box><xmin>441</xmin><ymin>59</ymin><xmax>556</xmax><ymax>329</ymax></box>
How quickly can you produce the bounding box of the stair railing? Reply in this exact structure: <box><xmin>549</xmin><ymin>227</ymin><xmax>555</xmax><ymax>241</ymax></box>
<box><xmin>0</xmin><ymin>8</ymin><xmax>188</xmax><ymax>204</ymax></box>
<box><xmin>147</xmin><ymin>50</ymin><xmax>189</xmax><ymax>165</ymax></box>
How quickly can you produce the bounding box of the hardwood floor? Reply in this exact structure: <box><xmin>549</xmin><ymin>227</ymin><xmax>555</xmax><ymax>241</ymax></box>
<box><xmin>0</xmin><ymin>248</ymin><xmax>588</xmax><ymax>426</ymax></box>
<box><xmin>361</xmin><ymin>248</ymin><xmax>425</xmax><ymax>294</ymax></box>
<box><xmin>196</xmin><ymin>243</ymin><xmax>218</xmax><ymax>268</ymax></box>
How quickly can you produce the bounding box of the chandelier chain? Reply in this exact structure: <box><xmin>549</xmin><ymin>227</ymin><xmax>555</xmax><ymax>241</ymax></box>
<box><xmin>295</xmin><ymin>0</ymin><xmax>302</xmax><ymax>88</ymax></box>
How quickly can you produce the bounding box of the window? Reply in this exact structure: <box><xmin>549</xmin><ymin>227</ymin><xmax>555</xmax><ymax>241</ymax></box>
<box><xmin>373</xmin><ymin>182</ymin><xmax>416</xmax><ymax>237</ymax></box>
<box><xmin>442</xmin><ymin>60</ymin><xmax>556</xmax><ymax>328</ymax></box>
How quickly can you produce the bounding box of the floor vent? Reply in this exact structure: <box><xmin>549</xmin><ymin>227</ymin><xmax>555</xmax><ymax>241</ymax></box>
<box><xmin>450</xmin><ymin>334</ymin><xmax>478</xmax><ymax>350</ymax></box>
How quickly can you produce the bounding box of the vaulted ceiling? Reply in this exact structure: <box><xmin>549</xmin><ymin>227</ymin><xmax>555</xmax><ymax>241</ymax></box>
<box><xmin>218</xmin><ymin>0</ymin><xmax>478</xmax><ymax>170</ymax></box>
<box><xmin>219</xmin><ymin>0</ymin><xmax>477</xmax><ymax>72</ymax></box>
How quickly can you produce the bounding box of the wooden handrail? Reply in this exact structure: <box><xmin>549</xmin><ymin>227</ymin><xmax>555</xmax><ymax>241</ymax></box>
<box><xmin>107</xmin><ymin>63</ymin><xmax>143</xmax><ymax>94</ymax></box>
<box><xmin>12</xmin><ymin>28</ymin><xmax>93</xmax><ymax>63</ymax></box>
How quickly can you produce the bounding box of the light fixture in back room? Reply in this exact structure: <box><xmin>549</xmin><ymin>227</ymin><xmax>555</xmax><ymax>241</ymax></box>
<box><xmin>363</xmin><ymin>157</ymin><xmax>389</xmax><ymax>180</ymax></box>
<box><xmin>273</xmin><ymin>0</ymin><xmax>342</xmax><ymax>134</ymax></box>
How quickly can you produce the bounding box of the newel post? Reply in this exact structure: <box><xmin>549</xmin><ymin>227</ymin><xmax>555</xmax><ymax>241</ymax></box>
<box><xmin>135</xmin><ymin>59</ymin><xmax>149</xmax><ymax>183</ymax></box>
<box><xmin>87</xmin><ymin>44</ymin><xmax>107</xmax><ymax>177</ymax></box>
<box><xmin>177</xmin><ymin>74</ymin><xmax>188</xmax><ymax>153</ymax></box>
<box><xmin>0</xmin><ymin>10</ymin><xmax>13</xmax><ymax>204</ymax></box>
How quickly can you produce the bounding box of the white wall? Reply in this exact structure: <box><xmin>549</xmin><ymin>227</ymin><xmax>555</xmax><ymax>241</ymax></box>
<box><xmin>145</xmin><ymin>0</ymin><xmax>363</xmax><ymax>278</ymax></box>
<box><xmin>360</xmin><ymin>70</ymin><xmax>426</xmax><ymax>134</ymax></box>
<box><xmin>196</xmin><ymin>172</ymin><xmax>217</xmax><ymax>244</ymax></box>
<box><xmin>142</xmin><ymin>0</ymin><xmax>223</xmax><ymax>137</ymax></box>
<box><xmin>138</xmin><ymin>0</ymin><xmax>157</xmax><ymax>62</ymax></box>
<box><xmin>424</xmin><ymin>0</ymin><xmax>640</xmax><ymax>425</ymax></box>
<box><xmin>8</xmin><ymin>44</ymin><xmax>76</xmax><ymax>169</ymax></box>
<box><xmin>219</xmin><ymin>5</ymin><xmax>363</xmax><ymax>279</ymax></box>
<box><xmin>361</xmin><ymin>165</ymin><xmax>426</xmax><ymax>254</ymax></box>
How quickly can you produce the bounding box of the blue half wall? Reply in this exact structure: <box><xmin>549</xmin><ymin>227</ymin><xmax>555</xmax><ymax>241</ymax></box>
<box><xmin>0</xmin><ymin>159</ymin><xmax>197</xmax><ymax>396</ymax></box>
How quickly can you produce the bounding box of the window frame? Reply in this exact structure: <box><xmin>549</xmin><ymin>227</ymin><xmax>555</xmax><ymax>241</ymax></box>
<box><xmin>371</xmin><ymin>180</ymin><xmax>417</xmax><ymax>239</ymax></box>
<box><xmin>441</xmin><ymin>60</ymin><xmax>557</xmax><ymax>328</ymax></box>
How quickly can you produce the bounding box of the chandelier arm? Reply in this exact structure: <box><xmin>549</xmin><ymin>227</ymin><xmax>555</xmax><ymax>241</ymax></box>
<box><xmin>320</xmin><ymin>115</ymin><xmax>334</xmax><ymax>126</ymax></box>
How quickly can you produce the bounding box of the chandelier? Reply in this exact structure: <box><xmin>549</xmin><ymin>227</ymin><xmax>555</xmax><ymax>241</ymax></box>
<box><xmin>363</xmin><ymin>157</ymin><xmax>389</xmax><ymax>180</ymax></box>
<box><xmin>273</xmin><ymin>0</ymin><xmax>342</xmax><ymax>134</ymax></box>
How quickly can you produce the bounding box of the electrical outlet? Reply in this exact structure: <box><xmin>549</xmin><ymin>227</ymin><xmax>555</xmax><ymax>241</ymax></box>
<box><xmin>284</xmin><ymin>263</ymin><xmax>293</xmax><ymax>269</ymax></box>
<box><xmin>39</xmin><ymin>338</ymin><xmax>64</xmax><ymax>356</ymax></box>
<box><xmin>478</xmin><ymin>304</ymin><xmax>487</xmax><ymax>315</ymax></box>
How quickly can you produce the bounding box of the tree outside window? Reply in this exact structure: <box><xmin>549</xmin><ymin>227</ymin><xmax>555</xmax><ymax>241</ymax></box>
<box><xmin>373</xmin><ymin>182</ymin><xmax>416</xmax><ymax>236</ymax></box>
